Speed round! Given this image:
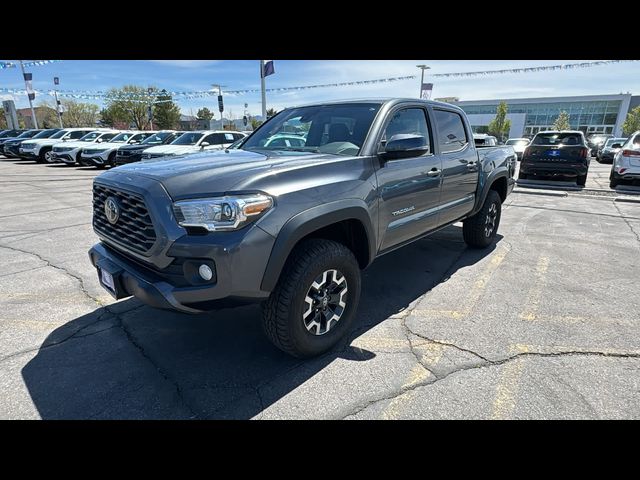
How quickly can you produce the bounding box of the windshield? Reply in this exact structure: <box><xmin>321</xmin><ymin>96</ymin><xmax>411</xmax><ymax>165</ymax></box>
<box><xmin>49</xmin><ymin>130</ymin><xmax>69</xmax><ymax>139</ymax></box>
<box><xmin>79</xmin><ymin>131</ymin><xmax>105</xmax><ymax>142</ymax></box>
<box><xmin>17</xmin><ymin>130</ymin><xmax>40</xmax><ymax>139</ymax></box>
<box><xmin>506</xmin><ymin>139</ymin><xmax>529</xmax><ymax>146</ymax></box>
<box><xmin>532</xmin><ymin>132</ymin><xmax>584</xmax><ymax>146</ymax></box>
<box><xmin>171</xmin><ymin>132</ymin><xmax>205</xmax><ymax>146</ymax></box>
<box><xmin>142</xmin><ymin>132</ymin><xmax>173</xmax><ymax>145</ymax></box>
<box><xmin>110</xmin><ymin>133</ymin><xmax>135</xmax><ymax>143</ymax></box>
<box><xmin>604</xmin><ymin>138</ymin><xmax>626</xmax><ymax>147</ymax></box>
<box><xmin>241</xmin><ymin>103</ymin><xmax>382</xmax><ymax>156</ymax></box>
<box><xmin>33</xmin><ymin>129</ymin><xmax>58</xmax><ymax>139</ymax></box>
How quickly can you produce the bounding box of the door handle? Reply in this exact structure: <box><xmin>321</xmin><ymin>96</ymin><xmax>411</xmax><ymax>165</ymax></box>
<box><xmin>427</xmin><ymin>168</ymin><xmax>441</xmax><ymax>177</ymax></box>
<box><xmin>467</xmin><ymin>162</ymin><xmax>477</xmax><ymax>168</ymax></box>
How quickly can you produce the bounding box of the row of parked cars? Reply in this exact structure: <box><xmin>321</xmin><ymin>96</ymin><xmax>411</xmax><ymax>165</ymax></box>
<box><xmin>0</xmin><ymin>127</ymin><xmax>249</xmax><ymax>168</ymax></box>
<box><xmin>473</xmin><ymin>131</ymin><xmax>640</xmax><ymax>188</ymax></box>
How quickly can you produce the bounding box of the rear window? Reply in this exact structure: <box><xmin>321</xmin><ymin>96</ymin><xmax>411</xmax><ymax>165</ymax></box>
<box><xmin>532</xmin><ymin>133</ymin><xmax>584</xmax><ymax>146</ymax></box>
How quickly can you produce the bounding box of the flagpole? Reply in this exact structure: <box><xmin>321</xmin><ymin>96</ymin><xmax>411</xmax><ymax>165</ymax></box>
<box><xmin>20</xmin><ymin>60</ymin><xmax>38</xmax><ymax>128</ymax></box>
<box><xmin>260</xmin><ymin>60</ymin><xmax>267</xmax><ymax>121</ymax></box>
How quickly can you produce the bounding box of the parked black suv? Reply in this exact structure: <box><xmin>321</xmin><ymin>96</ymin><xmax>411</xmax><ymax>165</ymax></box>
<box><xmin>3</xmin><ymin>129</ymin><xmax>61</xmax><ymax>158</ymax></box>
<box><xmin>114</xmin><ymin>130</ymin><xmax>184</xmax><ymax>166</ymax></box>
<box><xmin>89</xmin><ymin>98</ymin><xmax>516</xmax><ymax>358</ymax></box>
<box><xmin>519</xmin><ymin>130</ymin><xmax>590</xmax><ymax>186</ymax></box>
<box><xmin>0</xmin><ymin>129</ymin><xmax>29</xmax><ymax>155</ymax></box>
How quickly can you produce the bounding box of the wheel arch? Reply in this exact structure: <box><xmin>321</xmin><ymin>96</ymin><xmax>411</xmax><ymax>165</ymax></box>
<box><xmin>260</xmin><ymin>201</ymin><xmax>376</xmax><ymax>292</ymax></box>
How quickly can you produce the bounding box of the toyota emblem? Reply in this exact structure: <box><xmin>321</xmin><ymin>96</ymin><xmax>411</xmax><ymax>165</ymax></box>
<box><xmin>104</xmin><ymin>197</ymin><xmax>120</xmax><ymax>224</ymax></box>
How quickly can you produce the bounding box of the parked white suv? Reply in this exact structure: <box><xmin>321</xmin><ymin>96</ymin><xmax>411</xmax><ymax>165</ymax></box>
<box><xmin>610</xmin><ymin>131</ymin><xmax>640</xmax><ymax>189</ymax></box>
<box><xmin>19</xmin><ymin>127</ymin><xmax>97</xmax><ymax>163</ymax></box>
<box><xmin>80</xmin><ymin>131</ymin><xmax>155</xmax><ymax>169</ymax></box>
<box><xmin>51</xmin><ymin>130</ymin><xmax>121</xmax><ymax>165</ymax></box>
<box><xmin>141</xmin><ymin>130</ymin><xmax>246</xmax><ymax>160</ymax></box>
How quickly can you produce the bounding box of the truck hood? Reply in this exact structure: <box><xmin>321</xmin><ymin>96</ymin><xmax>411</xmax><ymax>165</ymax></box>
<box><xmin>23</xmin><ymin>138</ymin><xmax>65</xmax><ymax>147</ymax></box>
<box><xmin>105</xmin><ymin>149</ymin><xmax>347</xmax><ymax>199</ymax></box>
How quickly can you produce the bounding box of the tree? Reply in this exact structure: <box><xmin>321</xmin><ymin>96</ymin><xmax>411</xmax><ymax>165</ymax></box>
<box><xmin>153</xmin><ymin>90</ymin><xmax>181</xmax><ymax>129</ymax></box>
<box><xmin>0</xmin><ymin>115</ymin><xmax>6</xmax><ymax>129</ymax></box>
<box><xmin>102</xmin><ymin>85</ymin><xmax>157</xmax><ymax>130</ymax></box>
<box><xmin>487</xmin><ymin>101</ymin><xmax>511</xmax><ymax>142</ymax></box>
<box><xmin>35</xmin><ymin>100</ymin><xmax>61</xmax><ymax>128</ymax></box>
<box><xmin>553</xmin><ymin>110</ymin><xmax>571</xmax><ymax>131</ymax></box>
<box><xmin>196</xmin><ymin>107</ymin><xmax>214</xmax><ymax>120</ymax></box>
<box><xmin>266</xmin><ymin>107</ymin><xmax>278</xmax><ymax>118</ymax></box>
<box><xmin>250</xmin><ymin>118</ymin><xmax>263</xmax><ymax>130</ymax></box>
<box><xmin>60</xmin><ymin>99</ymin><xmax>100</xmax><ymax>127</ymax></box>
<box><xmin>622</xmin><ymin>106</ymin><xmax>640</xmax><ymax>136</ymax></box>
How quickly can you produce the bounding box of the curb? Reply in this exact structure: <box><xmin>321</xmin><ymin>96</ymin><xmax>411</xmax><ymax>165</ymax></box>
<box><xmin>513</xmin><ymin>188</ymin><xmax>567</xmax><ymax>197</ymax></box>
<box><xmin>615</xmin><ymin>197</ymin><xmax>640</xmax><ymax>204</ymax></box>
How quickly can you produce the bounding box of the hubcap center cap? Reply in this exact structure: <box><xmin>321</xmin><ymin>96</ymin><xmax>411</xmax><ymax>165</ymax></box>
<box><xmin>321</xmin><ymin>296</ymin><xmax>329</xmax><ymax>308</ymax></box>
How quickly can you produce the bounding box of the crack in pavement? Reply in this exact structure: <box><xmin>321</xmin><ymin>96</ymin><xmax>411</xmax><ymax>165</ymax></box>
<box><xmin>116</xmin><ymin>315</ymin><xmax>200</xmax><ymax>420</ymax></box>
<box><xmin>613</xmin><ymin>201</ymin><xmax>640</xmax><ymax>250</ymax></box>
<box><xmin>341</xmin><ymin>348</ymin><xmax>640</xmax><ymax>419</ymax></box>
<box><xmin>0</xmin><ymin>243</ymin><xmax>102</xmax><ymax>306</ymax></box>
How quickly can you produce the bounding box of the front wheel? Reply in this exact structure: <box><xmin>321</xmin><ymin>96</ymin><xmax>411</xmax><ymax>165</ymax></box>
<box><xmin>463</xmin><ymin>189</ymin><xmax>502</xmax><ymax>249</ymax></box>
<box><xmin>261</xmin><ymin>239</ymin><xmax>361</xmax><ymax>358</ymax></box>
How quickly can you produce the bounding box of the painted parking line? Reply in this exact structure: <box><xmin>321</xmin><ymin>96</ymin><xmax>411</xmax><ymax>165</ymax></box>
<box><xmin>519</xmin><ymin>255</ymin><xmax>550</xmax><ymax>321</ymax></box>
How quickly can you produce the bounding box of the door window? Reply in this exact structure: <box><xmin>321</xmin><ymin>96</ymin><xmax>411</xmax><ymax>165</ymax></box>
<box><xmin>434</xmin><ymin>110</ymin><xmax>469</xmax><ymax>153</ymax></box>
<box><xmin>381</xmin><ymin>108</ymin><xmax>431</xmax><ymax>153</ymax></box>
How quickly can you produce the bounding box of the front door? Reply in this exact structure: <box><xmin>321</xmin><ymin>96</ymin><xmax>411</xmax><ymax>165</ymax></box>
<box><xmin>376</xmin><ymin>106</ymin><xmax>443</xmax><ymax>251</ymax></box>
<box><xmin>432</xmin><ymin>108</ymin><xmax>478</xmax><ymax>225</ymax></box>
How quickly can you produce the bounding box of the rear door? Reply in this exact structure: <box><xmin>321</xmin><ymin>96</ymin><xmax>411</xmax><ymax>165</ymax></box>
<box><xmin>376</xmin><ymin>105</ymin><xmax>443</xmax><ymax>251</ymax></box>
<box><xmin>432</xmin><ymin>108</ymin><xmax>478</xmax><ymax>225</ymax></box>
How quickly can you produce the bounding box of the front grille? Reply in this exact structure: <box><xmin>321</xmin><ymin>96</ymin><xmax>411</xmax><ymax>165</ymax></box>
<box><xmin>93</xmin><ymin>183</ymin><xmax>156</xmax><ymax>254</ymax></box>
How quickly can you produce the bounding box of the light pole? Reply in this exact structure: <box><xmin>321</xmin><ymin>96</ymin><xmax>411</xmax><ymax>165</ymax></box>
<box><xmin>260</xmin><ymin>60</ymin><xmax>267</xmax><ymax>121</ymax></box>
<box><xmin>212</xmin><ymin>84</ymin><xmax>226</xmax><ymax>130</ymax></box>
<box><xmin>20</xmin><ymin>60</ymin><xmax>38</xmax><ymax>128</ymax></box>
<box><xmin>416</xmin><ymin>64</ymin><xmax>430</xmax><ymax>98</ymax></box>
<box><xmin>53</xmin><ymin>76</ymin><xmax>63</xmax><ymax>128</ymax></box>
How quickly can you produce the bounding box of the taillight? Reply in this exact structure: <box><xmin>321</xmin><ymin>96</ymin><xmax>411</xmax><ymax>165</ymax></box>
<box><xmin>622</xmin><ymin>149</ymin><xmax>640</xmax><ymax>157</ymax></box>
<box><xmin>580</xmin><ymin>148</ymin><xmax>588</xmax><ymax>158</ymax></box>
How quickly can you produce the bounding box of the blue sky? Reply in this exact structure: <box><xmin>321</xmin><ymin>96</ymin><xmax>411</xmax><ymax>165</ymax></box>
<box><xmin>1</xmin><ymin>60</ymin><xmax>639</xmax><ymax>119</ymax></box>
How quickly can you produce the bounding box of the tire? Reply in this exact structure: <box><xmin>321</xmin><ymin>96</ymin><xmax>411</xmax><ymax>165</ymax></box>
<box><xmin>463</xmin><ymin>189</ymin><xmax>502</xmax><ymax>249</ymax></box>
<box><xmin>577</xmin><ymin>174</ymin><xmax>587</xmax><ymax>186</ymax></box>
<box><xmin>261</xmin><ymin>238</ymin><xmax>361</xmax><ymax>358</ymax></box>
<box><xmin>37</xmin><ymin>148</ymin><xmax>52</xmax><ymax>164</ymax></box>
<box><xmin>518</xmin><ymin>172</ymin><xmax>528</xmax><ymax>180</ymax></box>
<box><xmin>610</xmin><ymin>171</ymin><xmax>619</xmax><ymax>189</ymax></box>
<box><xmin>107</xmin><ymin>151</ymin><xmax>116</xmax><ymax>168</ymax></box>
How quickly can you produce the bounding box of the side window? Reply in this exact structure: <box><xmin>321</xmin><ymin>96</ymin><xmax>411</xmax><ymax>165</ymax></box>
<box><xmin>232</xmin><ymin>133</ymin><xmax>244</xmax><ymax>141</ymax></box>
<box><xmin>203</xmin><ymin>133</ymin><xmax>227</xmax><ymax>145</ymax></box>
<box><xmin>632</xmin><ymin>134</ymin><xmax>640</xmax><ymax>148</ymax></box>
<box><xmin>68</xmin><ymin>130</ymin><xmax>87</xmax><ymax>139</ymax></box>
<box><xmin>434</xmin><ymin>109</ymin><xmax>469</xmax><ymax>153</ymax></box>
<box><xmin>381</xmin><ymin>108</ymin><xmax>431</xmax><ymax>153</ymax></box>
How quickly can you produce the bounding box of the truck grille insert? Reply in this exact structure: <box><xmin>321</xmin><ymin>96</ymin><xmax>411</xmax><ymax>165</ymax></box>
<box><xmin>93</xmin><ymin>183</ymin><xmax>156</xmax><ymax>254</ymax></box>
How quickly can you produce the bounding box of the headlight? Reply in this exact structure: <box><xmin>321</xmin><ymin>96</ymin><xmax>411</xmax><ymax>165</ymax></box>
<box><xmin>173</xmin><ymin>194</ymin><xmax>273</xmax><ymax>231</ymax></box>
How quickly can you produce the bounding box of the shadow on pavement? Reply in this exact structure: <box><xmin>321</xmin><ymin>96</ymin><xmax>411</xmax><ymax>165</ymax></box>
<box><xmin>22</xmin><ymin>225</ymin><xmax>501</xmax><ymax>419</ymax></box>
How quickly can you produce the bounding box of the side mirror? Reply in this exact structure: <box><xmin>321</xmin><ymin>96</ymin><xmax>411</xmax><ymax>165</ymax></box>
<box><xmin>382</xmin><ymin>134</ymin><xmax>429</xmax><ymax>160</ymax></box>
<box><xmin>611</xmin><ymin>143</ymin><xmax>622</xmax><ymax>149</ymax></box>
<box><xmin>97</xmin><ymin>138</ymin><xmax>103</xmax><ymax>143</ymax></box>
<box><xmin>200</xmin><ymin>142</ymin><xmax>210</xmax><ymax>149</ymax></box>
<box><xmin>129</xmin><ymin>140</ymin><xmax>139</xmax><ymax>145</ymax></box>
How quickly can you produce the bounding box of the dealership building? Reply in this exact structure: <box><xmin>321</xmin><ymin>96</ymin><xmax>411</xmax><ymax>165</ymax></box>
<box><xmin>450</xmin><ymin>93</ymin><xmax>638</xmax><ymax>138</ymax></box>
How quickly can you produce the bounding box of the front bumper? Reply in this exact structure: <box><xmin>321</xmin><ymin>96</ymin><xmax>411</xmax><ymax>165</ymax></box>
<box><xmin>115</xmin><ymin>152</ymin><xmax>144</xmax><ymax>165</ymax></box>
<box><xmin>4</xmin><ymin>145</ymin><xmax>21</xmax><ymax>157</ymax></box>
<box><xmin>81</xmin><ymin>152</ymin><xmax>110</xmax><ymax>166</ymax></box>
<box><xmin>51</xmin><ymin>152</ymin><xmax>77</xmax><ymax>164</ymax></box>
<box><xmin>18</xmin><ymin>148</ymin><xmax>38</xmax><ymax>159</ymax></box>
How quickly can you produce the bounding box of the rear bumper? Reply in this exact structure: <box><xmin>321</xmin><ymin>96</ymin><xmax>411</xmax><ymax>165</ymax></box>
<box><xmin>520</xmin><ymin>162</ymin><xmax>588</xmax><ymax>177</ymax></box>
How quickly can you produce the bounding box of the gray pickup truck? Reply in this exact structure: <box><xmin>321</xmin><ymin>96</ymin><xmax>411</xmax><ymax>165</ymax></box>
<box><xmin>89</xmin><ymin>98</ymin><xmax>516</xmax><ymax>358</ymax></box>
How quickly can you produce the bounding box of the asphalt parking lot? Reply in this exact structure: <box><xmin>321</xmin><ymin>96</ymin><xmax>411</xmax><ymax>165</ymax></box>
<box><xmin>1</xmin><ymin>156</ymin><xmax>639</xmax><ymax>419</ymax></box>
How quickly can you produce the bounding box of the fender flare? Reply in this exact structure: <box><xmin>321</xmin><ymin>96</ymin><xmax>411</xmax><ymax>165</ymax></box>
<box><xmin>471</xmin><ymin>168</ymin><xmax>510</xmax><ymax>216</ymax></box>
<box><xmin>260</xmin><ymin>200</ymin><xmax>376</xmax><ymax>292</ymax></box>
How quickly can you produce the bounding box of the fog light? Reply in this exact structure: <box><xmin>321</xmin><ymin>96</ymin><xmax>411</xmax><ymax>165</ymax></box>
<box><xmin>198</xmin><ymin>264</ymin><xmax>213</xmax><ymax>281</ymax></box>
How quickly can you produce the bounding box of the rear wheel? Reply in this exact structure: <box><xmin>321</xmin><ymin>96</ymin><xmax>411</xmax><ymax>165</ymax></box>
<box><xmin>577</xmin><ymin>173</ymin><xmax>587</xmax><ymax>186</ymax></box>
<box><xmin>261</xmin><ymin>238</ymin><xmax>361</xmax><ymax>358</ymax></box>
<box><xmin>610</xmin><ymin>170</ymin><xmax>619</xmax><ymax>188</ymax></box>
<box><xmin>463</xmin><ymin>190</ymin><xmax>502</xmax><ymax>249</ymax></box>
